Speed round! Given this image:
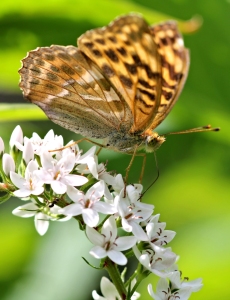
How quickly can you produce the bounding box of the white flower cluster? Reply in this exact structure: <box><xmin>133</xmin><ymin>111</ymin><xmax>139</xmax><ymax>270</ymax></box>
<box><xmin>0</xmin><ymin>126</ymin><xmax>203</xmax><ymax>300</ymax></box>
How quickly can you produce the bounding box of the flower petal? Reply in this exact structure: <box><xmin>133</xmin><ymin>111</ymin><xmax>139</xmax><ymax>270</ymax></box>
<box><xmin>82</xmin><ymin>208</ymin><xmax>99</xmax><ymax>227</ymax></box>
<box><xmin>12</xmin><ymin>202</ymin><xmax>37</xmax><ymax>217</ymax></box>
<box><xmin>64</xmin><ymin>174</ymin><xmax>88</xmax><ymax>186</ymax></box>
<box><xmin>51</xmin><ymin>180</ymin><xmax>67</xmax><ymax>194</ymax></box>
<box><xmin>35</xmin><ymin>212</ymin><xmax>49</xmax><ymax>235</ymax></box>
<box><xmin>114</xmin><ymin>236</ymin><xmax>137</xmax><ymax>251</ymax></box>
<box><xmin>60</xmin><ymin>203</ymin><xmax>83</xmax><ymax>216</ymax></box>
<box><xmin>108</xmin><ymin>250</ymin><xmax>127</xmax><ymax>265</ymax></box>
<box><xmin>90</xmin><ymin>245</ymin><xmax>107</xmax><ymax>259</ymax></box>
<box><xmin>93</xmin><ymin>201</ymin><xmax>117</xmax><ymax>214</ymax></box>
<box><xmin>86</xmin><ymin>226</ymin><xmax>105</xmax><ymax>246</ymax></box>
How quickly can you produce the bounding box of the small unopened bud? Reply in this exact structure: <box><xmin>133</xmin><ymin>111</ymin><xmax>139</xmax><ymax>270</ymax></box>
<box><xmin>0</xmin><ymin>137</ymin><xmax>4</xmax><ymax>155</ymax></box>
<box><xmin>2</xmin><ymin>153</ymin><xmax>15</xmax><ymax>176</ymax></box>
<box><xmin>9</xmin><ymin>125</ymin><xmax>23</xmax><ymax>149</ymax></box>
<box><xmin>23</xmin><ymin>140</ymin><xmax>34</xmax><ymax>164</ymax></box>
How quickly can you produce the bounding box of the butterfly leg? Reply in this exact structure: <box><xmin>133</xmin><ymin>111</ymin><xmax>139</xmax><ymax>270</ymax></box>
<box><xmin>137</xmin><ymin>152</ymin><xmax>146</xmax><ymax>183</ymax></box>
<box><xmin>49</xmin><ymin>137</ymin><xmax>107</xmax><ymax>153</ymax></box>
<box><xmin>125</xmin><ymin>144</ymin><xmax>139</xmax><ymax>184</ymax></box>
<box><xmin>96</xmin><ymin>139</ymin><xmax>108</xmax><ymax>156</ymax></box>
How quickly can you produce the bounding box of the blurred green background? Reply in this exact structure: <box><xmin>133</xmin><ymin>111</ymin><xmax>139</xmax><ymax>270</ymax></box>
<box><xmin>0</xmin><ymin>0</ymin><xmax>229</xmax><ymax>299</ymax></box>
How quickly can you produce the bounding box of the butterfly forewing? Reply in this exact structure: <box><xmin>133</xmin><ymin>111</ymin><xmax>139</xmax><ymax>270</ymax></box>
<box><xmin>19</xmin><ymin>45</ymin><xmax>133</xmax><ymax>138</ymax></box>
<box><xmin>78</xmin><ymin>14</ymin><xmax>162</xmax><ymax>134</ymax></box>
<box><xmin>148</xmin><ymin>22</ymin><xmax>189</xmax><ymax>129</ymax></box>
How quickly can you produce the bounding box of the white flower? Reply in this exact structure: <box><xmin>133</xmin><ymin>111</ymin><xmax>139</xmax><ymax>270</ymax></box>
<box><xmin>145</xmin><ymin>214</ymin><xmax>176</xmax><ymax>246</ymax></box>
<box><xmin>0</xmin><ymin>137</ymin><xmax>4</xmax><ymax>155</ymax></box>
<box><xmin>168</xmin><ymin>271</ymin><xmax>203</xmax><ymax>294</ymax></box>
<box><xmin>77</xmin><ymin>154</ymin><xmax>115</xmax><ymax>200</ymax></box>
<box><xmin>133</xmin><ymin>245</ymin><xmax>177</xmax><ymax>277</ymax></box>
<box><xmin>125</xmin><ymin>184</ymin><xmax>143</xmax><ymax>203</ymax></box>
<box><xmin>148</xmin><ymin>275</ymin><xmax>203</xmax><ymax>300</ymax></box>
<box><xmin>12</xmin><ymin>200</ymin><xmax>70</xmax><ymax>235</ymax></box>
<box><xmin>115</xmin><ymin>186</ymin><xmax>154</xmax><ymax>241</ymax></box>
<box><xmin>60</xmin><ymin>181</ymin><xmax>116</xmax><ymax>227</ymax></box>
<box><xmin>86</xmin><ymin>216</ymin><xmax>136</xmax><ymax>265</ymax></box>
<box><xmin>92</xmin><ymin>277</ymin><xmax>140</xmax><ymax>300</ymax></box>
<box><xmin>2</xmin><ymin>153</ymin><xmax>15</xmax><ymax>176</ymax></box>
<box><xmin>15</xmin><ymin>130</ymin><xmax>64</xmax><ymax>156</ymax></box>
<box><xmin>12</xmin><ymin>202</ymin><xmax>49</xmax><ymax>235</ymax></box>
<box><xmin>111</xmin><ymin>174</ymin><xmax>125</xmax><ymax>195</ymax></box>
<box><xmin>9</xmin><ymin>125</ymin><xmax>23</xmax><ymax>148</ymax></box>
<box><xmin>37</xmin><ymin>151</ymin><xmax>88</xmax><ymax>194</ymax></box>
<box><xmin>75</xmin><ymin>145</ymin><xmax>96</xmax><ymax>165</ymax></box>
<box><xmin>10</xmin><ymin>160</ymin><xmax>44</xmax><ymax>197</ymax></box>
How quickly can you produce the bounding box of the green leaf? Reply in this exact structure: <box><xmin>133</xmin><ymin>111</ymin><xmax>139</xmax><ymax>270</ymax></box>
<box><xmin>0</xmin><ymin>104</ymin><xmax>46</xmax><ymax>122</ymax></box>
<box><xmin>81</xmin><ymin>257</ymin><xmax>103</xmax><ymax>270</ymax></box>
<box><xmin>0</xmin><ymin>191</ymin><xmax>11</xmax><ymax>204</ymax></box>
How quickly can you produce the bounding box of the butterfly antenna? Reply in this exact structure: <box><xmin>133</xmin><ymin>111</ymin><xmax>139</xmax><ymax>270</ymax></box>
<box><xmin>164</xmin><ymin>125</ymin><xmax>220</xmax><ymax>136</ymax></box>
<box><xmin>141</xmin><ymin>151</ymin><xmax>160</xmax><ymax>198</ymax></box>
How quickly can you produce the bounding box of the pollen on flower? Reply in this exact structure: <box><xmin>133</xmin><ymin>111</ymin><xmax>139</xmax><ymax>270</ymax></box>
<box><xmin>54</xmin><ymin>171</ymin><xmax>61</xmax><ymax>180</ymax></box>
<box><xmin>125</xmin><ymin>213</ymin><xmax>133</xmax><ymax>219</ymax></box>
<box><xmin>29</xmin><ymin>178</ymin><xmax>33</xmax><ymax>190</ymax></box>
<box><xmin>85</xmin><ymin>199</ymin><xmax>90</xmax><ymax>208</ymax></box>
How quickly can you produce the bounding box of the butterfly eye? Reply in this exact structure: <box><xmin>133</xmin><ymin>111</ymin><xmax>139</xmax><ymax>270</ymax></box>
<box><xmin>145</xmin><ymin>134</ymin><xmax>165</xmax><ymax>153</ymax></box>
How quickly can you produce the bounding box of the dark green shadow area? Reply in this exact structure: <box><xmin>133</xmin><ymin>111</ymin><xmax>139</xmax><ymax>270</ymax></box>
<box><xmin>0</xmin><ymin>12</ymin><xmax>95</xmax><ymax>49</ymax></box>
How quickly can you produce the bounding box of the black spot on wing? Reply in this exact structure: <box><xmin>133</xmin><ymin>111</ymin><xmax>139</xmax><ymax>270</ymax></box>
<box><xmin>108</xmin><ymin>36</ymin><xmax>117</xmax><ymax>43</ymax></box>
<box><xmin>92</xmin><ymin>49</ymin><xmax>102</xmax><ymax>57</ymax></box>
<box><xmin>45</xmin><ymin>54</ymin><xmax>55</xmax><ymax>61</ymax></box>
<box><xmin>125</xmin><ymin>63</ymin><xmax>137</xmax><ymax>75</ymax></box>
<box><xmin>84</xmin><ymin>42</ymin><xmax>94</xmax><ymax>49</ymax></box>
<box><xmin>31</xmin><ymin>66</ymin><xmax>41</xmax><ymax>74</ymax></box>
<box><xmin>117</xmin><ymin>47</ymin><xmax>127</xmax><ymax>56</ymax></box>
<box><xmin>46</xmin><ymin>72</ymin><xmax>59</xmax><ymax>82</ymax></box>
<box><xmin>132</xmin><ymin>54</ymin><xmax>141</xmax><ymax>65</ymax></box>
<box><xmin>119</xmin><ymin>75</ymin><xmax>133</xmax><ymax>88</ymax></box>
<box><xmin>138</xmin><ymin>79</ymin><xmax>153</xmax><ymax>89</ymax></box>
<box><xmin>58</xmin><ymin>52</ymin><xmax>71</xmax><ymax>61</ymax></box>
<box><xmin>95</xmin><ymin>38</ymin><xmax>105</xmax><ymax>45</ymax></box>
<box><xmin>101</xmin><ymin>64</ymin><xmax>115</xmax><ymax>77</ymax></box>
<box><xmin>104</xmin><ymin>49</ymin><xmax>119</xmax><ymax>62</ymax></box>
<box><xmin>61</xmin><ymin>65</ymin><xmax>75</xmax><ymax>76</ymax></box>
<box><xmin>50</xmin><ymin>65</ymin><xmax>60</xmax><ymax>73</ymax></box>
<box><xmin>162</xmin><ymin>90</ymin><xmax>173</xmax><ymax>101</ymax></box>
<box><xmin>137</xmin><ymin>88</ymin><xmax>155</xmax><ymax>101</ymax></box>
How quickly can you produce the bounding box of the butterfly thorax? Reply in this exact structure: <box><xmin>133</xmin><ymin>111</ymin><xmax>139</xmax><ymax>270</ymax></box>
<box><xmin>106</xmin><ymin>130</ymin><xmax>165</xmax><ymax>153</ymax></box>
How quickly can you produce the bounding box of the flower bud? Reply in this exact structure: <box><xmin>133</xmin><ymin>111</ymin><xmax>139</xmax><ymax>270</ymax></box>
<box><xmin>23</xmin><ymin>140</ymin><xmax>34</xmax><ymax>164</ymax></box>
<box><xmin>0</xmin><ymin>137</ymin><xmax>4</xmax><ymax>156</ymax></box>
<box><xmin>9</xmin><ymin>125</ymin><xmax>23</xmax><ymax>149</ymax></box>
<box><xmin>2</xmin><ymin>153</ymin><xmax>15</xmax><ymax>176</ymax></box>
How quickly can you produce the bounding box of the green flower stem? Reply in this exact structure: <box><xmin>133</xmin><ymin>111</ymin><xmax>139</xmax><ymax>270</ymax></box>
<box><xmin>125</xmin><ymin>262</ymin><xmax>142</xmax><ymax>289</ymax></box>
<box><xmin>79</xmin><ymin>175</ymin><xmax>97</xmax><ymax>192</ymax></box>
<box><xmin>131</xmin><ymin>274</ymin><xmax>149</xmax><ymax>296</ymax></box>
<box><xmin>96</xmin><ymin>214</ymin><xmax>110</xmax><ymax>231</ymax></box>
<box><xmin>125</xmin><ymin>269</ymin><xmax>137</xmax><ymax>289</ymax></box>
<box><xmin>104</xmin><ymin>258</ymin><xmax>127</xmax><ymax>299</ymax></box>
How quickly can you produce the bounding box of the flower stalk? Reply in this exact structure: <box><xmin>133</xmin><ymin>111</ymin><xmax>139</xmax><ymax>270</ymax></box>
<box><xmin>104</xmin><ymin>258</ymin><xmax>127</xmax><ymax>299</ymax></box>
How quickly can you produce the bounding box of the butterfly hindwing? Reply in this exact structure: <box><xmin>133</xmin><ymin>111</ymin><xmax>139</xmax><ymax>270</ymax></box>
<box><xmin>19</xmin><ymin>45</ymin><xmax>133</xmax><ymax>138</ymax></box>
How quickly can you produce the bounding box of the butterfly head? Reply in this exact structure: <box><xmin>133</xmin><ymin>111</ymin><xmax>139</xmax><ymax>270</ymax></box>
<box><xmin>144</xmin><ymin>131</ymin><xmax>166</xmax><ymax>153</ymax></box>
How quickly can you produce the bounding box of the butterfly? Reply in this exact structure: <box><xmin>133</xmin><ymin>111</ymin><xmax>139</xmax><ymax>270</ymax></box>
<box><xmin>19</xmin><ymin>14</ymin><xmax>218</xmax><ymax>161</ymax></box>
